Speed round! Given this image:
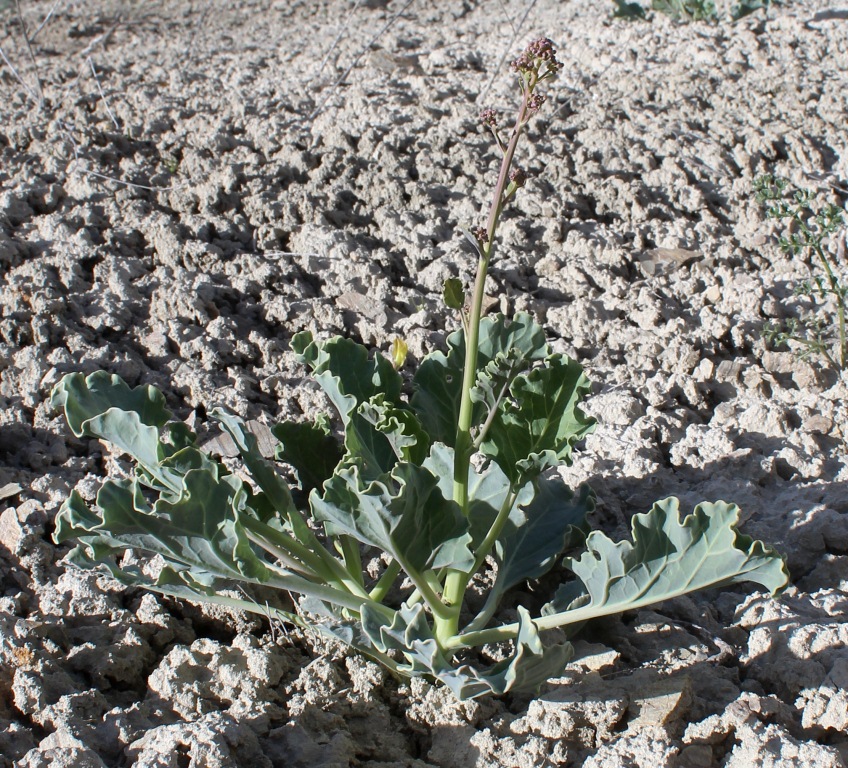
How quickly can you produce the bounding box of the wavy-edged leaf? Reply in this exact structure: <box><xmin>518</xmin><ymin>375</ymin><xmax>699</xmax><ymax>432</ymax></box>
<box><xmin>362</xmin><ymin>602</ymin><xmax>572</xmax><ymax>700</ymax></box>
<box><xmin>52</xmin><ymin>371</ymin><xmax>171</xmax><ymax>443</ymax></box>
<box><xmin>471</xmin><ymin>347</ymin><xmax>526</xmax><ymax>414</ymax></box>
<box><xmin>481</xmin><ymin>353</ymin><xmax>595</xmax><ymax>483</ymax></box>
<box><xmin>542</xmin><ymin>497</ymin><xmax>790</xmax><ymax>622</ymax></box>
<box><xmin>421</xmin><ymin>443</ymin><xmax>531</xmax><ymax>548</ymax></box>
<box><xmin>55</xmin><ymin>474</ymin><xmax>368</xmax><ymax>613</ymax></box>
<box><xmin>466</xmin><ymin>481</ymin><xmax>593</xmax><ymax>633</ymax></box>
<box><xmin>51</xmin><ymin>372</ymin><xmax>180</xmax><ymax>488</ymax></box>
<box><xmin>496</xmin><ymin>481</ymin><xmax>592</xmax><ymax>591</ymax></box>
<box><xmin>412</xmin><ymin>312</ymin><xmax>550</xmax><ymax>446</ymax></box>
<box><xmin>292</xmin><ymin>332</ymin><xmax>402</xmax><ymax>424</ymax></box>
<box><xmin>56</xmin><ymin>467</ymin><xmax>271</xmax><ymax>583</ymax></box>
<box><xmin>359</xmin><ymin>396</ymin><xmax>430</xmax><ymax>465</ymax></box>
<box><xmin>293</xmin><ymin>332</ymin><xmax>405</xmax><ymax>478</ymax></box>
<box><xmin>311</xmin><ymin>461</ymin><xmax>474</xmax><ymax>573</ymax></box>
<box><xmin>271</xmin><ymin>414</ymin><xmax>342</xmax><ymax>494</ymax></box>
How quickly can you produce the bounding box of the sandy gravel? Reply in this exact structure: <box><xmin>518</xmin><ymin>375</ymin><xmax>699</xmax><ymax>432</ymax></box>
<box><xmin>1</xmin><ymin>0</ymin><xmax>848</xmax><ymax>765</ymax></box>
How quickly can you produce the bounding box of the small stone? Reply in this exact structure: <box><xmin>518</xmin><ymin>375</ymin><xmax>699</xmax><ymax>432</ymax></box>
<box><xmin>678</xmin><ymin>744</ymin><xmax>714</xmax><ymax>767</ymax></box>
<box><xmin>693</xmin><ymin>358</ymin><xmax>714</xmax><ymax>381</ymax></box>
<box><xmin>704</xmin><ymin>285</ymin><xmax>721</xmax><ymax>304</ymax></box>
<box><xmin>716</xmin><ymin>360</ymin><xmax>744</xmax><ymax>382</ymax></box>
<box><xmin>626</xmin><ymin>675</ymin><xmax>693</xmax><ymax>730</ymax></box>
<box><xmin>761</xmin><ymin>350</ymin><xmax>796</xmax><ymax>374</ymax></box>
<box><xmin>805</xmin><ymin>414</ymin><xmax>833</xmax><ymax>434</ymax></box>
<box><xmin>0</xmin><ymin>507</ymin><xmax>25</xmax><ymax>553</ymax></box>
<box><xmin>792</xmin><ymin>362</ymin><xmax>820</xmax><ymax>391</ymax></box>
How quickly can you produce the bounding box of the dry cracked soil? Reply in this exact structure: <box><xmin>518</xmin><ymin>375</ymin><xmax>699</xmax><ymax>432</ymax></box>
<box><xmin>1</xmin><ymin>0</ymin><xmax>848</xmax><ymax>766</ymax></box>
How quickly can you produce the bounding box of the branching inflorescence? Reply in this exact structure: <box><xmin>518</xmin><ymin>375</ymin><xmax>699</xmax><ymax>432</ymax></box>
<box><xmin>51</xmin><ymin>39</ymin><xmax>788</xmax><ymax>699</ymax></box>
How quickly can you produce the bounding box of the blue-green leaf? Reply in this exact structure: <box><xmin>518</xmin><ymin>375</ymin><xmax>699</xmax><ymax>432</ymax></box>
<box><xmin>412</xmin><ymin>313</ymin><xmax>549</xmax><ymax>446</ymax></box>
<box><xmin>51</xmin><ymin>372</ymin><xmax>175</xmax><ymax>486</ymax></box>
<box><xmin>293</xmin><ymin>332</ymin><xmax>405</xmax><ymax>478</ymax></box>
<box><xmin>542</xmin><ymin>497</ymin><xmax>790</xmax><ymax>622</ymax></box>
<box><xmin>211</xmin><ymin>408</ymin><xmax>298</xmax><ymax>525</ymax></box>
<box><xmin>311</xmin><ymin>461</ymin><xmax>474</xmax><ymax>573</ymax></box>
<box><xmin>292</xmin><ymin>332</ymin><xmax>402</xmax><ymax>424</ymax></box>
<box><xmin>361</xmin><ymin>602</ymin><xmax>572</xmax><ymax>700</ymax></box>
<box><xmin>359</xmin><ymin>396</ymin><xmax>430</xmax><ymax>466</ymax></box>
<box><xmin>271</xmin><ymin>414</ymin><xmax>342</xmax><ymax>494</ymax></box>
<box><xmin>481</xmin><ymin>353</ymin><xmax>595</xmax><ymax>483</ymax></box>
<box><xmin>58</xmin><ymin>468</ymin><xmax>271</xmax><ymax>583</ymax></box>
<box><xmin>422</xmin><ymin>443</ymin><xmax>531</xmax><ymax>548</ymax></box>
<box><xmin>466</xmin><ymin>481</ymin><xmax>592</xmax><ymax>633</ymax></box>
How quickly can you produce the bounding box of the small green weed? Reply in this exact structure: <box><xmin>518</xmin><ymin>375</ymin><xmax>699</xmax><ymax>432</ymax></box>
<box><xmin>612</xmin><ymin>0</ymin><xmax>778</xmax><ymax>22</ymax></box>
<box><xmin>652</xmin><ymin>0</ymin><xmax>717</xmax><ymax>21</ymax></box>
<box><xmin>756</xmin><ymin>175</ymin><xmax>847</xmax><ymax>370</ymax></box>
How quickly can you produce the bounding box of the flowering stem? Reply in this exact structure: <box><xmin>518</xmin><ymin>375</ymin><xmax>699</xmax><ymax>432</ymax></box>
<box><xmin>438</xmin><ymin>75</ymin><xmax>543</xmax><ymax>648</ymax></box>
<box><xmin>453</xmin><ymin>89</ymin><xmax>532</xmax><ymax>514</ymax></box>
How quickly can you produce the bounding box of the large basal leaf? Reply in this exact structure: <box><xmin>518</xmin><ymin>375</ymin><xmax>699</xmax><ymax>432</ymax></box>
<box><xmin>481</xmin><ymin>353</ymin><xmax>595</xmax><ymax>484</ymax></box>
<box><xmin>361</xmin><ymin>602</ymin><xmax>572</xmax><ymax>700</ymax></box>
<box><xmin>52</xmin><ymin>371</ymin><xmax>171</xmax><ymax>441</ymax></box>
<box><xmin>292</xmin><ymin>333</ymin><xmax>405</xmax><ymax>477</ymax></box>
<box><xmin>465</xmin><ymin>480</ymin><xmax>593</xmax><ymax>633</ymax></box>
<box><xmin>542</xmin><ymin>497</ymin><xmax>790</xmax><ymax>622</ymax></box>
<box><xmin>55</xmin><ymin>466</ymin><xmax>271</xmax><ymax>584</ymax></box>
<box><xmin>311</xmin><ymin>460</ymin><xmax>474</xmax><ymax>573</ymax></box>
<box><xmin>359</xmin><ymin>396</ymin><xmax>430</xmax><ymax>466</ymax></box>
<box><xmin>496</xmin><ymin>481</ymin><xmax>592</xmax><ymax>591</ymax></box>
<box><xmin>211</xmin><ymin>408</ymin><xmax>298</xmax><ymax>525</ymax></box>
<box><xmin>411</xmin><ymin>312</ymin><xmax>550</xmax><ymax>446</ymax></box>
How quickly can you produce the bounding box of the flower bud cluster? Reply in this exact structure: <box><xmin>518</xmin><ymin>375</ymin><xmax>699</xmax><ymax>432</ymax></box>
<box><xmin>511</xmin><ymin>37</ymin><xmax>561</xmax><ymax>80</ymax></box>
<box><xmin>472</xmin><ymin>226</ymin><xmax>489</xmax><ymax>243</ymax></box>
<box><xmin>509</xmin><ymin>168</ymin><xmax>526</xmax><ymax>187</ymax></box>
<box><xmin>528</xmin><ymin>93</ymin><xmax>546</xmax><ymax>112</ymax></box>
<box><xmin>480</xmin><ymin>108</ymin><xmax>498</xmax><ymax>128</ymax></box>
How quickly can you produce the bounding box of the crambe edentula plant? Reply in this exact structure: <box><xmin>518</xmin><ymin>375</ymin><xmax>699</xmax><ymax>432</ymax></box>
<box><xmin>51</xmin><ymin>39</ymin><xmax>788</xmax><ymax>699</ymax></box>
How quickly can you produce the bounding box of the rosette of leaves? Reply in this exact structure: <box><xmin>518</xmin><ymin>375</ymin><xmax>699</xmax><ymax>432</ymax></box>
<box><xmin>50</xmin><ymin>39</ymin><xmax>788</xmax><ymax>700</ymax></box>
<box><xmin>51</xmin><ymin>316</ymin><xmax>787</xmax><ymax>698</ymax></box>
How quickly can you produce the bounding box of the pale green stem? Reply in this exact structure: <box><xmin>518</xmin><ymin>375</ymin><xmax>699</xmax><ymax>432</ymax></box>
<box><xmin>403</xmin><ymin>561</ymin><xmax>453</xmax><ymax>621</ymax></box>
<box><xmin>244</xmin><ymin>527</ymin><xmax>320</xmax><ymax>579</ymax></box>
<box><xmin>339</xmin><ymin>535</ymin><xmax>364</xmax><ymax>587</ymax></box>
<box><xmin>445</xmin><ymin>562</ymin><xmax>762</xmax><ymax>650</ymax></box>
<box><xmin>242</xmin><ymin>516</ymin><xmax>371</xmax><ymax>600</ymax></box>
<box><xmin>472</xmin><ymin>488</ymin><xmax>519</xmax><ymax>574</ymax></box>
<box><xmin>453</xmin><ymin>86</ymin><xmax>533</xmax><ymax>509</ymax></box>
<box><xmin>437</xmin><ymin>87</ymin><xmax>534</xmax><ymax>648</ymax></box>
<box><xmin>369</xmin><ymin>559</ymin><xmax>402</xmax><ymax>602</ymax></box>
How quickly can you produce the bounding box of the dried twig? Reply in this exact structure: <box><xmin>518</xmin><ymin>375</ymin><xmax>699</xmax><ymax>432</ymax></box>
<box><xmin>15</xmin><ymin>0</ymin><xmax>44</xmax><ymax>108</ymax></box>
<box><xmin>30</xmin><ymin>0</ymin><xmax>63</xmax><ymax>43</ymax></box>
<box><xmin>306</xmin><ymin>0</ymin><xmax>417</xmax><ymax>122</ymax></box>
<box><xmin>88</xmin><ymin>56</ymin><xmax>120</xmax><ymax>130</ymax></box>
<box><xmin>0</xmin><ymin>42</ymin><xmax>40</xmax><ymax>104</ymax></box>
<box><xmin>312</xmin><ymin>0</ymin><xmax>363</xmax><ymax>84</ymax></box>
<box><xmin>478</xmin><ymin>0</ymin><xmax>539</xmax><ymax>105</ymax></box>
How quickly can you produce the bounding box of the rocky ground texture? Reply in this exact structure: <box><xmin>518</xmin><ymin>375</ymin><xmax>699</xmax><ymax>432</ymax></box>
<box><xmin>1</xmin><ymin>0</ymin><xmax>848</xmax><ymax>765</ymax></box>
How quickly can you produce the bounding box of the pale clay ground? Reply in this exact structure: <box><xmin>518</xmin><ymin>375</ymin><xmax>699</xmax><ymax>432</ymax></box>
<box><xmin>1</xmin><ymin>0</ymin><xmax>848</xmax><ymax>766</ymax></box>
